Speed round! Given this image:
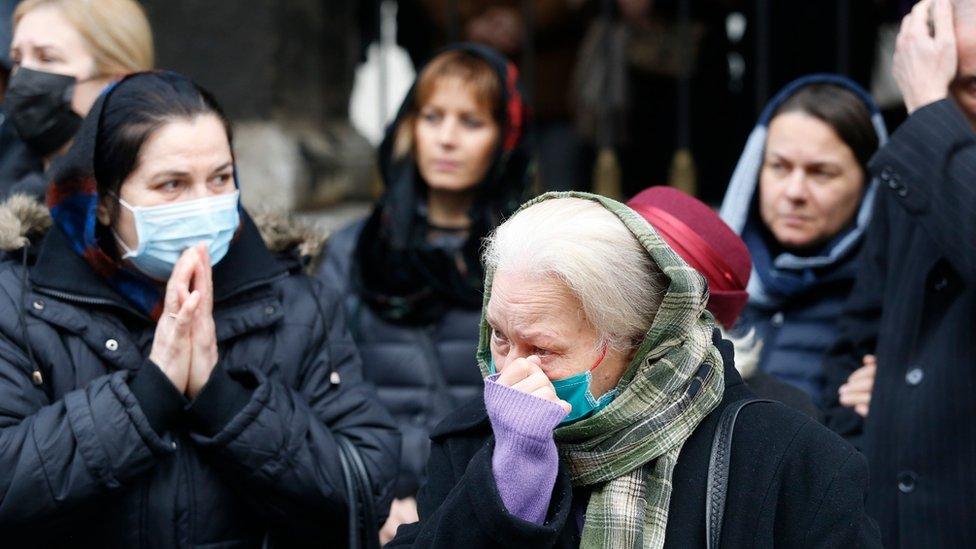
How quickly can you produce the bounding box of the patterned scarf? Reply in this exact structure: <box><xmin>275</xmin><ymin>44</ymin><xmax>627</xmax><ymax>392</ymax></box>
<box><xmin>477</xmin><ymin>192</ymin><xmax>724</xmax><ymax>548</ymax></box>
<box><xmin>46</xmin><ymin>172</ymin><xmax>164</xmax><ymax>319</ymax></box>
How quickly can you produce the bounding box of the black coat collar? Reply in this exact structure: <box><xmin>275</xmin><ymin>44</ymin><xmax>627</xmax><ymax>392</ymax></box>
<box><xmin>30</xmin><ymin>212</ymin><xmax>287</xmax><ymax>320</ymax></box>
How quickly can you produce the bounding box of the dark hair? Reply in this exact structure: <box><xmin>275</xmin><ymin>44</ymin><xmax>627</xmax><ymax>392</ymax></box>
<box><xmin>772</xmin><ymin>83</ymin><xmax>879</xmax><ymax>171</ymax></box>
<box><xmin>94</xmin><ymin>71</ymin><xmax>232</xmax><ymax>198</ymax></box>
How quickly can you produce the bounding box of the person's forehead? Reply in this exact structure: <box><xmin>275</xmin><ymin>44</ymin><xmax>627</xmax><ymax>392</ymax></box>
<box><xmin>13</xmin><ymin>6</ymin><xmax>86</xmax><ymax>51</ymax></box>
<box><xmin>422</xmin><ymin>77</ymin><xmax>488</xmax><ymax>111</ymax></box>
<box><xmin>133</xmin><ymin>116</ymin><xmax>232</xmax><ymax>173</ymax></box>
<box><xmin>766</xmin><ymin>112</ymin><xmax>851</xmax><ymax>162</ymax></box>
<box><xmin>488</xmin><ymin>272</ymin><xmax>584</xmax><ymax>330</ymax></box>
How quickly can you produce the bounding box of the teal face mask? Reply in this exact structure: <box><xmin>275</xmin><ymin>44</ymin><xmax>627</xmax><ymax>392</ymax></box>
<box><xmin>550</xmin><ymin>370</ymin><xmax>618</xmax><ymax>424</ymax></box>
<box><xmin>115</xmin><ymin>191</ymin><xmax>241</xmax><ymax>280</ymax></box>
<box><xmin>488</xmin><ymin>344</ymin><xmax>619</xmax><ymax>425</ymax></box>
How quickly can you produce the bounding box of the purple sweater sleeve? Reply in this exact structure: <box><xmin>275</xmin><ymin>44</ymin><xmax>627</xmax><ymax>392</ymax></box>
<box><xmin>483</xmin><ymin>375</ymin><xmax>568</xmax><ymax>525</ymax></box>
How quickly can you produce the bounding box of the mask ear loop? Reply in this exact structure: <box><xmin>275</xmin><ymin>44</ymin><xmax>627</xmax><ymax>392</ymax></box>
<box><xmin>107</xmin><ymin>193</ymin><xmax>139</xmax><ymax>259</ymax></box>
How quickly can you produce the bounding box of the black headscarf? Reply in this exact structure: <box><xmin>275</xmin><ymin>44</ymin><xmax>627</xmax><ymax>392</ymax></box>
<box><xmin>353</xmin><ymin>43</ymin><xmax>532</xmax><ymax>325</ymax></box>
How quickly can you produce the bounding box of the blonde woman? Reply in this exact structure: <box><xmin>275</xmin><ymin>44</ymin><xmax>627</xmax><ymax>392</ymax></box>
<box><xmin>2</xmin><ymin>0</ymin><xmax>153</xmax><ymax>197</ymax></box>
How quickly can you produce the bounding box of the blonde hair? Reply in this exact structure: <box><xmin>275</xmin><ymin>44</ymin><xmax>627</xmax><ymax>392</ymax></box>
<box><xmin>483</xmin><ymin>197</ymin><xmax>667</xmax><ymax>352</ymax></box>
<box><xmin>15</xmin><ymin>0</ymin><xmax>154</xmax><ymax>75</ymax></box>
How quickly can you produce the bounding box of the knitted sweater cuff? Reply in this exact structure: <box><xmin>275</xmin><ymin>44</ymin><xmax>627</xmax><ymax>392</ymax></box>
<box><xmin>484</xmin><ymin>376</ymin><xmax>567</xmax><ymax>524</ymax></box>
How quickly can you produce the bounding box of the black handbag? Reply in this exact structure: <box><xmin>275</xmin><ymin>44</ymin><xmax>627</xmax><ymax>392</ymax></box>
<box><xmin>336</xmin><ymin>433</ymin><xmax>381</xmax><ymax>549</ymax></box>
<box><xmin>705</xmin><ymin>398</ymin><xmax>773</xmax><ymax>549</ymax></box>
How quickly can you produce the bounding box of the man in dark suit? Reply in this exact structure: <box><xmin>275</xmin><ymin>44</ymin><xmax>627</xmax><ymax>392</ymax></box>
<box><xmin>823</xmin><ymin>0</ymin><xmax>976</xmax><ymax>546</ymax></box>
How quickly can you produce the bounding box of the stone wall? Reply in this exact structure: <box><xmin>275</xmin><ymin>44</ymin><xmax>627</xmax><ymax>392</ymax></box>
<box><xmin>140</xmin><ymin>0</ymin><xmax>374</xmax><ymax>212</ymax></box>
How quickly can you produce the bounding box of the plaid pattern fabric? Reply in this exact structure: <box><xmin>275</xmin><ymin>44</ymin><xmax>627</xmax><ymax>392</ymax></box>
<box><xmin>477</xmin><ymin>191</ymin><xmax>724</xmax><ymax>549</ymax></box>
<box><xmin>46</xmin><ymin>174</ymin><xmax>163</xmax><ymax>319</ymax></box>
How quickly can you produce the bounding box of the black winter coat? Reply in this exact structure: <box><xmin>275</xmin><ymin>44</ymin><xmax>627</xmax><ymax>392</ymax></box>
<box><xmin>823</xmin><ymin>99</ymin><xmax>976</xmax><ymax>548</ymax></box>
<box><xmin>0</xmin><ymin>205</ymin><xmax>400</xmax><ymax>547</ymax></box>
<box><xmin>0</xmin><ymin>110</ymin><xmax>45</xmax><ymax>200</ymax></box>
<box><xmin>743</xmin><ymin>369</ymin><xmax>820</xmax><ymax>421</ymax></box>
<box><xmin>389</xmin><ymin>335</ymin><xmax>881</xmax><ymax>548</ymax></box>
<box><xmin>319</xmin><ymin>220</ymin><xmax>483</xmax><ymax>497</ymax></box>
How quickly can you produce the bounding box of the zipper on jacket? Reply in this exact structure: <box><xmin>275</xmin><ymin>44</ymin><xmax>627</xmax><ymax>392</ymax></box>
<box><xmin>33</xmin><ymin>287</ymin><xmax>150</xmax><ymax>320</ymax></box>
<box><xmin>34</xmin><ymin>287</ymin><xmax>120</xmax><ymax>307</ymax></box>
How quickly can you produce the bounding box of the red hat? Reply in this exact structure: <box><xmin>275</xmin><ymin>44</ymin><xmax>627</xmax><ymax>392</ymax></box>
<box><xmin>627</xmin><ymin>186</ymin><xmax>751</xmax><ymax>330</ymax></box>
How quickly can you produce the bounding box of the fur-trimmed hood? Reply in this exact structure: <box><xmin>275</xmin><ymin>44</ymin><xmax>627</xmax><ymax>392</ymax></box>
<box><xmin>0</xmin><ymin>193</ymin><xmax>327</xmax><ymax>268</ymax></box>
<box><xmin>0</xmin><ymin>193</ymin><xmax>50</xmax><ymax>252</ymax></box>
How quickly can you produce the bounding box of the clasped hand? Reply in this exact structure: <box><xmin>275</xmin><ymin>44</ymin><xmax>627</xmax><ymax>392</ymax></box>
<box><xmin>148</xmin><ymin>243</ymin><xmax>219</xmax><ymax>399</ymax></box>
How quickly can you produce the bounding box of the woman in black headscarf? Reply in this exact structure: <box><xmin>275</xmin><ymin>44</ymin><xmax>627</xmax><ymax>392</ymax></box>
<box><xmin>318</xmin><ymin>43</ymin><xmax>532</xmax><ymax>541</ymax></box>
<box><xmin>0</xmin><ymin>71</ymin><xmax>399</xmax><ymax>546</ymax></box>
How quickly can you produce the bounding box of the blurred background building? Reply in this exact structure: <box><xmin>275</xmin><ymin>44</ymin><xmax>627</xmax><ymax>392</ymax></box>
<box><xmin>1</xmin><ymin>0</ymin><xmax>915</xmax><ymax>225</ymax></box>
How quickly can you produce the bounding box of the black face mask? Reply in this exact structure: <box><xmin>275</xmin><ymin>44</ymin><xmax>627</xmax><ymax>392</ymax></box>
<box><xmin>4</xmin><ymin>67</ymin><xmax>82</xmax><ymax>156</ymax></box>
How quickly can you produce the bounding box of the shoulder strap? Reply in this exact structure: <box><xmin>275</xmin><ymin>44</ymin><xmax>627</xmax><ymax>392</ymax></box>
<box><xmin>336</xmin><ymin>433</ymin><xmax>381</xmax><ymax>549</ymax></box>
<box><xmin>705</xmin><ymin>398</ymin><xmax>774</xmax><ymax>549</ymax></box>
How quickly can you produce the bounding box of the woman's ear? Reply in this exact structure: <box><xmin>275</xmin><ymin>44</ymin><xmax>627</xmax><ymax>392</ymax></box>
<box><xmin>96</xmin><ymin>196</ymin><xmax>113</xmax><ymax>226</ymax></box>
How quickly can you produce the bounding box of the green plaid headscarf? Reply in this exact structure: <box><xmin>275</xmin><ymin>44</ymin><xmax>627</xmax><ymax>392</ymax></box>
<box><xmin>476</xmin><ymin>192</ymin><xmax>724</xmax><ymax>549</ymax></box>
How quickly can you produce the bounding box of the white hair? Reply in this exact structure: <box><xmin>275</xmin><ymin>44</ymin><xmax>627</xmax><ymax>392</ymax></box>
<box><xmin>483</xmin><ymin>197</ymin><xmax>666</xmax><ymax>351</ymax></box>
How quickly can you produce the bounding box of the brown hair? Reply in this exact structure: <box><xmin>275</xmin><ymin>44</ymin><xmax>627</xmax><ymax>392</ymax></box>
<box><xmin>15</xmin><ymin>0</ymin><xmax>154</xmax><ymax>75</ymax></box>
<box><xmin>772</xmin><ymin>83</ymin><xmax>879</xmax><ymax>173</ymax></box>
<box><xmin>394</xmin><ymin>49</ymin><xmax>502</xmax><ymax>158</ymax></box>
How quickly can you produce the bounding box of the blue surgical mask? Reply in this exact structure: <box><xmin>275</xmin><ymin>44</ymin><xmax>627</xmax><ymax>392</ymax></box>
<box><xmin>487</xmin><ymin>344</ymin><xmax>619</xmax><ymax>425</ymax></box>
<box><xmin>114</xmin><ymin>191</ymin><xmax>241</xmax><ymax>280</ymax></box>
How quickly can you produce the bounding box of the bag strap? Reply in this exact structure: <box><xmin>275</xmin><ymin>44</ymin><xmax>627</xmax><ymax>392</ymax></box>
<box><xmin>705</xmin><ymin>398</ymin><xmax>773</xmax><ymax>549</ymax></box>
<box><xmin>336</xmin><ymin>433</ymin><xmax>381</xmax><ymax>549</ymax></box>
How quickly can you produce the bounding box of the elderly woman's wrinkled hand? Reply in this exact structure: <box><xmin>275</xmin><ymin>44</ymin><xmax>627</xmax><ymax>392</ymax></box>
<box><xmin>149</xmin><ymin>245</ymin><xmax>204</xmax><ymax>393</ymax></box>
<box><xmin>496</xmin><ymin>356</ymin><xmax>572</xmax><ymax>414</ymax></box>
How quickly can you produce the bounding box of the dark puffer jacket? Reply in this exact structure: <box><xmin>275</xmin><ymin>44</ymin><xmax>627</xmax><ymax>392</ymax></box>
<box><xmin>737</xmin><ymin>267</ymin><xmax>858</xmax><ymax>403</ymax></box>
<box><xmin>319</xmin><ymin>220</ymin><xmax>483</xmax><ymax>497</ymax></box>
<box><xmin>0</xmin><ymin>197</ymin><xmax>400</xmax><ymax>547</ymax></box>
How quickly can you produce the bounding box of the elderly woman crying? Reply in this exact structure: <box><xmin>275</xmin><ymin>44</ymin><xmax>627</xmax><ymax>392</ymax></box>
<box><xmin>388</xmin><ymin>193</ymin><xmax>880</xmax><ymax>548</ymax></box>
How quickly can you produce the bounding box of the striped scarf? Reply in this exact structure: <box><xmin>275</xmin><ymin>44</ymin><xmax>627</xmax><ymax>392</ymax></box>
<box><xmin>478</xmin><ymin>191</ymin><xmax>724</xmax><ymax>548</ymax></box>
